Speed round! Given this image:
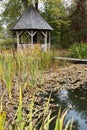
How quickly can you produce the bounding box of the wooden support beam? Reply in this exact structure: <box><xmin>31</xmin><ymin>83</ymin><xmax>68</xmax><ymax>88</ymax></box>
<box><xmin>28</xmin><ymin>31</ymin><xmax>32</xmax><ymax>36</ymax></box>
<box><xmin>41</xmin><ymin>31</ymin><xmax>48</xmax><ymax>51</ymax></box>
<box><xmin>19</xmin><ymin>31</ymin><xmax>24</xmax><ymax>37</ymax></box>
<box><xmin>41</xmin><ymin>31</ymin><xmax>46</xmax><ymax>37</ymax></box>
<box><xmin>33</xmin><ymin>31</ymin><xmax>37</xmax><ymax>36</ymax></box>
<box><xmin>28</xmin><ymin>31</ymin><xmax>37</xmax><ymax>37</ymax></box>
<box><xmin>48</xmin><ymin>32</ymin><xmax>51</xmax><ymax>51</ymax></box>
<box><xmin>19</xmin><ymin>35</ymin><xmax>21</xmax><ymax>44</ymax></box>
<box><xmin>16</xmin><ymin>31</ymin><xmax>20</xmax><ymax>50</ymax></box>
<box><xmin>28</xmin><ymin>31</ymin><xmax>37</xmax><ymax>45</ymax></box>
<box><xmin>31</xmin><ymin>31</ymin><xmax>34</xmax><ymax>44</ymax></box>
<box><xmin>44</xmin><ymin>31</ymin><xmax>47</xmax><ymax>51</ymax></box>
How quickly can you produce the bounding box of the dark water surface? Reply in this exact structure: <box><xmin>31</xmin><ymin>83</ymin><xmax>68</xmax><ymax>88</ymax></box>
<box><xmin>49</xmin><ymin>83</ymin><xmax>87</xmax><ymax>130</ymax></box>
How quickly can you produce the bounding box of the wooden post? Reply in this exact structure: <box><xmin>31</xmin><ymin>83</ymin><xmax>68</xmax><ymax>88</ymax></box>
<box><xmin>41</xmin><ymin>31</ymin><xmax>47</xmax><ymax>51</ymax></box>
<box><xmin>19</xmin><ymin>36</ymin><xmax>21</xmax><ymax>44</ymax></box>
<box><xmin>48</xmin><ymin>32</ymin><xmax>51</xmax><ymax>51</ymax></box>
<box><xmin>31</xmin><ymin>31</ymin><xmax>33</xmax><ymax>45</ymax></box>
<box><xmin>45</xmin><ymin>31</ymin><xmax>47</xmax><ymax>51</ymax></box>
<box><xmin>19</xmin><ymin>31</ymin><xmax>24</xmax><ymax>44</ymax></box>
<box><xmin>17</xmin><ymin>31</ymin><xmax>20</xmax><ymax>50</ymax></box>
<box><xmin>12</xmin><ymin>31</ymin><xmax>15</xmax><ymax>55</ymax></box>
<box><xmin>28</xmin><ymin>31</ymin><xmax>37</xmax><ymax>45</ymax></box>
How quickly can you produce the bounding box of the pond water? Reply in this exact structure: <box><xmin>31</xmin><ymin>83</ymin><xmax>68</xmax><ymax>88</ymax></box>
<box><xmin>49</xmin><ymin>83</ymin><xmax>87</xmax><ymax>130</ymax></box>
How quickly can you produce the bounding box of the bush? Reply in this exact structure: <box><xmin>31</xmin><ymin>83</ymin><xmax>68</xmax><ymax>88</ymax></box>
<box><xmin>0</xmin><ymin>38</ymin><xmax>13</xmax><ymax>50</ymax></box>
<box><xmin>39</xmin><ymin>51</ymin><xmax>55</xmax><ymax>70</ymax></box>
<box><xmin>69</xmin><ymin>43</ymin><xmax>87</xmax><ymax>59</ymax></box>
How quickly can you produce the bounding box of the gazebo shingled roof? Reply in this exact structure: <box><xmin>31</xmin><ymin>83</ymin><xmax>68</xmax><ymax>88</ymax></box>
<box><xmin>11</xmin><ymin>5</ymin><xmax>53</xmax><ymax>31</ymax></box>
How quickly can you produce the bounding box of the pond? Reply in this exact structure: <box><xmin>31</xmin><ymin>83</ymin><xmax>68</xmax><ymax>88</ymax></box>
<box><xmin>49</xmin><ymin>82</ymin><xmax>87</xmax><ymax>130</ymax></box>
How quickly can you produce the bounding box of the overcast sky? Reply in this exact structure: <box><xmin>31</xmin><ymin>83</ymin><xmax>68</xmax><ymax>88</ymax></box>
<box><xmin>0</xmin><ymin>0</ymin><xmax>8</xmax><ymax>14</ymax></box>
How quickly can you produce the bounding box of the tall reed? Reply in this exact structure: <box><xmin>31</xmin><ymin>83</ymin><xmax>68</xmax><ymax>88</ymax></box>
<box><xmin>0</xmin><ymin>48</ymin><xmax>73</xmax><ymax>130</ymax></box>
<box><xmin>13</xmin><ymin>95</ymin><xmax>73</xmax><ymax>130</ymax></box>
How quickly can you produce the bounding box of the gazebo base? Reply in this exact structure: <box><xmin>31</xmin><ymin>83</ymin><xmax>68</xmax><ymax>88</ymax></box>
<box><xmin>17</xmin><ymin>43</ymin><xmax>50</xmax><ymax>52</ymax></box>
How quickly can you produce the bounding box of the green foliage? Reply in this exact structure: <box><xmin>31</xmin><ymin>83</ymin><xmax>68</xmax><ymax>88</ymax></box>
<box><xmin>41</xmin><ymin>0</ymin><xmax>70</xmax><ymax>48</ymax></box>
<box><xmin>69</xmin><ymin>0</ymin><xmax>87</xmax><ymax>43</ymax></box>
<box><xmin>1</xmin><ymin>0</ymin><xmax>87</xmax><ymax>48</ymax></box>
<box><xmin>0</xmin><ymin>38</ymin><xmax>13</xmax><ymax>51</ymax></box>
<box><xmin>69</xmin><ymin>43</ymin><xmax>87</xmax><ymax>59</ymax></box>
<box><xmin>0</xmin><ymin>0</ymin><xmax>71</xmax><ymax>48</ymax></box>
<box><xmin>1</xmin><ymin>0</ymin><xmax>23</xmax><ymax>27</ymax></box>
<box><xmin>39</xmin><ymin>51</ymin><xmax>55</xmax><ymax>70</ymax></box>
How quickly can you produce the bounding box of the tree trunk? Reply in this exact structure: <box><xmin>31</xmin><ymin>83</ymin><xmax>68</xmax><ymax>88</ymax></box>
<box><xmin>35</xmin><ymin>0</ymin><xmax>38</xmax><ymax>10</ymax></box>
<box><xmin>33</xmin><ymin>0</ymin><xmax>38</xmax><ymax>43</ymax></box>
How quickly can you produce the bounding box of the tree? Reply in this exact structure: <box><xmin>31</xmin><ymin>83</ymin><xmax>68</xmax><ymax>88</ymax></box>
<box><xmin>41</xmin><ymin>0</ymin><xmax>70</xmax><ymax>47</ymax></box>
<box><xmin>0</xmin><ymin>24</ymin><xmax>3</xmax><ymax>39</ymax></box>
<box><xmin>0</xmin><ymin>0</ymin><xmax>39</xmax><ymax>29</ymax></box>
<box><xmin>1</xmin><ymin>0</ymin><xmax>70</xmax><ymax>48</ymax></box>
<box><xmin>69</xmin><ymin>0</ymin><xmax>87</xmax><ymax>42</ymax></box>
<box><xmin>0</xmin><ymin>0</ymin><xmax>24</xmax><ymax>37</ymax></box>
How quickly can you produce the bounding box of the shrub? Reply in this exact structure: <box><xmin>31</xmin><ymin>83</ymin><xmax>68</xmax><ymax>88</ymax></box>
<box><xmin>39</xmin><ymin>51</ymin><xmax>55</xmax><ymax>70</ymax></box>
<box><xmin>69</xmin><ymin>43</ymin><xmax>87</xmax><ymax>59</ymax></box>
<box><xmin>0</xmin><ymin>38</ymin><xmax>13</xmax><ymax>50</ymax></box>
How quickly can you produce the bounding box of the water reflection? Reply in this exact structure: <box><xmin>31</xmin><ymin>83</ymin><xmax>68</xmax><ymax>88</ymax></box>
<box><xmin>68</xmin><ymin>84</ymin><xmax>87</xmax><ymax>120</ymax></box>
<box><xmin>49</xmin><ymin>83</ymin><xmax>87</xmax><ymax>130</ymax></box>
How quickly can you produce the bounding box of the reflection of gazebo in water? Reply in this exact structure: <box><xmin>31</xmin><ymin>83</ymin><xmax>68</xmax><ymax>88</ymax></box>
<box><xmin>11</xmin><ymin>5</ymin><xmax>53</xmax><ymax>51</ymax></box>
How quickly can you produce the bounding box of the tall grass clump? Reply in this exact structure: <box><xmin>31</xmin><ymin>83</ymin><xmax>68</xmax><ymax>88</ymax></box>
<box><xmin>0</xmin><ymin>55</ymin><xmax>14</xmax><ymax>99</ymax></box>
<box><xmin>69</xmin><ymin>43</ymin><xmax>87</xmax><ymax>59</ymax></box>
<box><xmin>54</xmin><ymin>107</ymin><xmax>73</xmax><ymax>130</ymax></box>
<box><xmin>12</xmin><ymin>95</ymin><xmax>73</xmax><ymax>130</ymax></box>
<box><xmin>0</xmin><ymin>38</ymin><xmax>13</xmax><ymax>51</ymax></box>
<box><xmin>39</xmin><ymin>51</ymin><xmax>55</xmax><ymax>70</ymax></box>
<box><xmin>0</xmin><ymin>47</ymin><xmax>56</xmax><ymax>98</ymax></box>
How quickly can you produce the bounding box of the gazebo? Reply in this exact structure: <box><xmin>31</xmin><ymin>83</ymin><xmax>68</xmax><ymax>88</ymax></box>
<box><xmin>11</xmin><ymin>5</ymin><xmax>53</xmax><ymax>51</ymax></box>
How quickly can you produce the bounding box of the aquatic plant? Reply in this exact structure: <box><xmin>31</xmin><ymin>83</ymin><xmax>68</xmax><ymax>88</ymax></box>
<box><xmin>54</xmin><ymin>107</ymin><xmax>73</xmax><ymax>130</ymax></box>
<box><xmin>14</xmin><ymin>96</ymin><xmax>73</xmax><ymax>130</ymax></box>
